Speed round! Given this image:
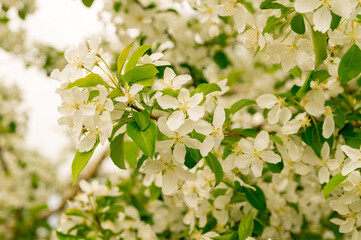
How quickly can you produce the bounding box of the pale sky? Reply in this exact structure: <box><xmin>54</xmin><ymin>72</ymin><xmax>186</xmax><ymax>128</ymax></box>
<box><xmin>0</xmin><ymin>0</ymin><xmax>103</xmax><ymax>160</ymax></box>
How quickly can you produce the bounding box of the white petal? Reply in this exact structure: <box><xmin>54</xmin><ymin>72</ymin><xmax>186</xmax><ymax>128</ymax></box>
<box><xmin>322</xmin><ymin>114</ymin><xmax>334</xmax><ymax>139</ymax></box>
<box><xmin>254</xmin><ymin>131</ymin><xmax>269</xmax><ymax>152</ymax></box>
<box><xmin>294</xmin><ymin>0</ymin><xmax>320</xmax><ymax>13</ymax></box>
<box><xmin>319</xmin><ymin>165</ymin><xmax>330</xmax><ymax>184</ymax></box>
<box><xmin>194</xmin><ymin>119</ymin><xmax>213</xmax><ymax>135</ymax></box>
<box><xmin>251</xmin><ymin>159</ymin><xmax>264</xmax><ymax>177</ymax></box>
<box><xmin>78</xmin><ymin>133</ymin><xmax>97</xmax><ymax>152</ymax></box>
<box><xmin>167</xmin><ymin>111</ymin><xmax>185</xmax><ymax>131</ymax></box>
<box><xmin>279</xmin><ymin>107</ymin><xmax>292</xmax><ymax>124</ymax></box>
<box><xmin>342</xmin><ymin>161</ymin><xmax>361</xmax><ymax>175</ymax></box>
<box><xmin>200</xmin><ymin>136</ymin><xmax>215</xmax><ymax>157</ymax></box>
<box><xmin>187</xmin><ymin>106</ymin><xmax>205</xmax><ymax>121</ymax></box>
<box><xmin>256</xmin><ymin>94</ymin><xmax>278</xmax><ymax>109</ymax></box>
<box><xmin>341</xmin><ymin>145</ymin><xmax>361</xmax><ymax>161</ymax></box>
<box><xmin>313</xmin><ymin>6</ymin><xmax>332</xmax><ymax>33</ymax></box>
<box><xmin>320</xmin><ymin>142</ymin><xmax>330</xmax><ymax>160</ymax></box>
<box><xmin>173</xmin><ymin>75</ymin><xmax>191</xmax><ymax>89</ymax></box>
<box><xmin>340</xmin><ymin>218</ymin><xmax>355</xmax><ymax>233</ymax></box>
<box><xmin>129</xmin><ymin>84</ymin><xmax>144</xmax><ymax>96</ymax></box>
<box><xmin>189</xmin><ymin>93</ymin><xmax>203</xmax><ymax>106</ymax></box>
<box><xmin>173</xmin><ymin>143</ymin><xmax>186</xmax><ymax>163</ymax></box>
<box><xmin>174</xmin><ymin>167</ymin><xmax>197</xmax><ymax>181</ymax></box>
<box><xmin>213</xmin><ymin>105</ymin><xmax>225</xmax><ymax>128</ymax></box>
<box><xmin>267</xmin><ymin>105</ymin><xmax>281</xmax><ymax>124</ymax></box>
<box><xmin>260</xmin><ymin>151</ymin><xmax>281</xmax><ymax>164</ymax></box>
<box><xmin>281</xmin><ymin>119</ymin><xmax>301</xmax><ymax>135</ymax></box>
<box><xmin>163</xmin><ymin>67</ymin><xmax>176</xmax><ymax>81</ymax></box>
<box><xmin>162</xmin><ymin>172</ymin><xmax>178</xmax><ymax>195</ymax></box>
<box><xmin>331</xmin><ymin>0</ymin><xmax>354</xmax><ymax>18</ymax></box>
<box><xmin>329</xmin><ymin>200</ymin><xmax>350</xmax><ymax>215</ymax></box>
<box><xmin>157</xmin><ymin>140</ymin><xmax>174</xmax><ymax>152</ymax></box>
<box><xmin>157</xmin><ymin>95</ymin><xmax>179</xmax><ymax>109</ymax></box>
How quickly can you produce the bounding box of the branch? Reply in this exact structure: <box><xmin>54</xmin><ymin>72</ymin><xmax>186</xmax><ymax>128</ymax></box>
<box><xmin>36</xmin><ymin>146</ymin><xmax>109</xmax><ymax>220</ymax></box>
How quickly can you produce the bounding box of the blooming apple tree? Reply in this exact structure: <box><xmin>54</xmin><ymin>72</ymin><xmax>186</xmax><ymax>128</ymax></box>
<box><xmin>52</xmin><ymin>0</ymin><xmax>361</xmax><ymax>239</ymax></box>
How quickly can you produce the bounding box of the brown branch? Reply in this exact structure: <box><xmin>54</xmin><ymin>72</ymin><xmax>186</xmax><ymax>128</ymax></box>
<box><xmin>224</xmin><ymin>132</ymin><xmax>243</xmax><ymax>137</ymax></box>
<box><xmin>131</xmin><ymin>104</ymin><xmax>159</xmax><ymax>120</ymax></box>
<box><xmin>36</xmin><ymin>146</ymin><xmax>109</xmax><ymax>220</ymax></box>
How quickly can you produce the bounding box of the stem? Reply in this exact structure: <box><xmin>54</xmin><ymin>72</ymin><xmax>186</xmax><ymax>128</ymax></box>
<box><xmin>36</xmin><ymin>146</ymin><xmax>109</xmax><ymax>219</ymax></box>
<box><xmin>96</xmin><ymin>63</ymin><xmax>119</xmax><ymax>88</ymax></box>
<box><xmin>98</xmin><ymin>55</ymin><xmax>118</xmax><ymax>86</ymax></box>
<box><xmin>130</xmin><ymin>104</ymin><xmax>159</xmax><ymax>120</ymax></box>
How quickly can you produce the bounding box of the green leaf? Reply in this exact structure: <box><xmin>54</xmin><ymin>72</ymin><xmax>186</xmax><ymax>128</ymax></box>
<box><xmin>238</xmin><ymin>210</ymin><xmax>254</xmax><ymax>240</ymax></box>
<box><xmin>260</xmin><ymin>0</ymin><xmax>285</xmax><ymax>9</ymax></box>
<box><xmin>205</xmin><ymin>152</ymin><xmax>223</xmax><ymax>187</ymax></box>
<box><xmin>323</xmin><ymin>173</ymin><xmax>348</xmax><ymax>199</ymax></box>
<box><xmin>72</xmin><ymin>141</ymin><xmax>99</xmax><ymax>184</ymax></box>
<box><xmin>149</xmin><ymin>183</ymin><xmax>162</xmax><ymax>201</ymax></box>
<box><xmin>108</xmin><ymin>88</ymin><xmax>122</xmax><ymax>99</ymax></box>
<box><xmin>213</xmin><ymin>51</ymin><xmax>231</xmax><ymax>69</ymax></box>
<box><xmin>289</xmin><ymin>66</ymin><xmax>302</xmax><ymax>78</ymax></box>
<box><xmin>56</xmin><ymin>232</ymin><xmax>79</xmax><ymax>240</ymax></box>
<box><xmin>338</xmin><ymin>44</ymin><xmax>361</xmax><ymax>84</ymax></box>
<box><xmin>124</xmin><ymin>45</ymin><xmax>152</xmax><ymax>72</ymax></box>
<box><xmin>296</xmin><ymin>70</ymin><xmax>330</xmax><ymax>98</ymax></box>
<box><xmin>331</xmin><ymin>12</ymin><xmax>341</xmax><ymax>30</ymax></box>
<box><xmin>133</xmin><ymin>110</ymin><xmax>151</xmax><ymax>131</ymax></box>
<box><xmin>117</xmin><ymin>41</ymin><xmax>135</xmax><ymax>74</ymax></box>
<box><xmin>212</xmin><ymin>231</ymin><xmax>237</xmax><ymax>240</ymax></box>
<box><xmin>230</xmin><ymin>99</ymin><xmax>256</xmax><ymax>114</ymax></box>
<box><xmin>123</xmin><ymin>64</ymin><xmax>159</xmax><ymax>86</ymax></box>
<box><xmin>301</xmin><ymin>122</ymin><xmax>333</xmax><ymax>157</ymax></box>
<box><xmin>136</xmin><ymin>154</ymin><xmax>148</xmax><ymax>172</ymax></box>
<box><xmin>266</xmin><ymin>160</ymin><xmax>284</xmax><ymax>173</ymax></box>
<box><xmin>291</xmin><ymin>14</ymin><xmax>305</xmax><ymax>34</ymax></box>
<box><xmin>191</xmin><ymin>83</ymin><xmax>222</xmax><ymax>96</ymax></box>
<box><xmin>64</xmin><ymin>208</ymin><xmax>84</xmax><ymax>217</ymax></box>
<box><xmin>244</xmin><ymin>185</ymin><xmax>267</xmax><ymax>212</ymax></box>
<box><xmin>82</xmin><ymin>0</ymin><xmax>94</xmax><ymax>7</ymax></box>
<box><xmin>311</xmin><ymin>29</ymin><xmax>328</xmax><ymax>68</ymax></box>
<box><xmin>270</xmin><ymin>135</ymin><xmax>283</xmax><ymax>146</ymax></box>
<box><xmin>124</xmin><ymin>141</ymin><xmax>139</xmax><ymax>167</ymax></box>
<box><xmin>334</xmin><ymin>107</ymin><xmax>346</xmax><ymax>128</ymax></box>
<box><xmin>126</xmin><ymin>121</ymin><xmax>157</xmax><ymax>158</ymax></box>
<box><xmin>64</xmin><ymin>74</ymin><xmax>109</xmax><ymax>89</ymax></box>
<box><xmin>263</xmin><ymin>16</ymin><xmax>280</xmax><ymax>34</ymax></box>
<box><xmin>185</xmin><ymin>147</ymin><xmax>203</xmax><ymax>169</ymax></box>
<box><xmin>110</xmin><ymin>134</ymin><xmax>126</xmax><ymax>169</ymax></box>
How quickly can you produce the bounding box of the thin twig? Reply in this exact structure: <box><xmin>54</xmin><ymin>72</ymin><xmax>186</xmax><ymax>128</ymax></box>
<box><xmin>36</xmin><ymin>146</ymin><xmax>109</xmax><ymax>219</ymax></box>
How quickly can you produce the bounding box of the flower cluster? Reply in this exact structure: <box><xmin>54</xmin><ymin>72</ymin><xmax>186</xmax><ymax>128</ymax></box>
<box><xmin>53</xmin><ymin>0</ymin><xmax>361</xmax><ymax>239</ymax></box>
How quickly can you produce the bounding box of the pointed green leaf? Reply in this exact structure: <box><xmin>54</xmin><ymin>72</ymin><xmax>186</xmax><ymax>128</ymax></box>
<box><xmin>64</xmin><ymin>74</ymin><xmax>109</xmax><ymax>89</ymax></box>
<box><xmin>205</xmin><ymin>152</ymin><xmax>223</xmax><ymax>186</ymax></box>
<box><xmin>244</xmin><ymin>185</ymin><xmax>267</xmax><ymax>212</ymax></box>
<box><xmin>124</xmin><ymin>45</ymin><xmax>152</xmax><ymax>72</ymax></box>
<box><xmin>72</xmin><ymin>140</ymin><xmax>99</xmax><ymax>184</ymax></box>
<box><xmin>191</xmin><ymin>83</ymin><xmax>221</xmax><ymax>96</ymax></box>
<box><xmin>184</xmin><ymin>147</ymin><xmax>203</xmax><ymax>169</ymax></box>
<box><xmin>133</xmin><ymin>110</ymin><xmax>151</xmax><ymax>131</ymax></box>
<box><xmin>124</xmin><ymin>141</ymin><xmax>139</xmax><ymax>167</ymax></box>
<box><xmin>338</xmin><ymin>44</ymin><xmax>361</xmax><ymax>84</ymax></box>
<box><xmin>136</xmin><ymin>154</ymin><xmax>148</xmax><ymax>173</ymax></box>
<box><xmin>126</xmin><ymin>121</ymin><xmax>157</xmax><ymax>158</ymax></box>
<box><xmin>110</xmin><ymin>133</ymin><xmax>126</xmax><ymax>169</ymax></box>
<box><xmin>323</xmin><ymin>173</ymin><xmax>348</xmax><ymax>199</ymax></box>
<box><xmin>311</xmin><ymin>29</ymin><xmax>328</xmax><ymax>67</ymax></box>
<box><xmin>117</xmin><ymin>41</ymin><xmax>135</xmax><ymax>74</ymax></box>
<box><xmin>82</xmin><ymin>0</ymin><xmax>94</xmax><ymax>7</ymax></box>
<box><xmin>291</xmin><ymin>14</ymin><xmax>305</xmax><ymax>34</ymax></box>
<box><xmin>230</xmin><ymin>99</ymin><xmax>256</xmax><ymax>114</ymax></box>
<box><xmin>123</xmin><ymin>64</ymin><xmax>159</xmax><ymax>86</ymax></box>
<box><xmin>238</xmin><ymin>210</ymin><xmax>254</xmax><ymax>240</ymax></box>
